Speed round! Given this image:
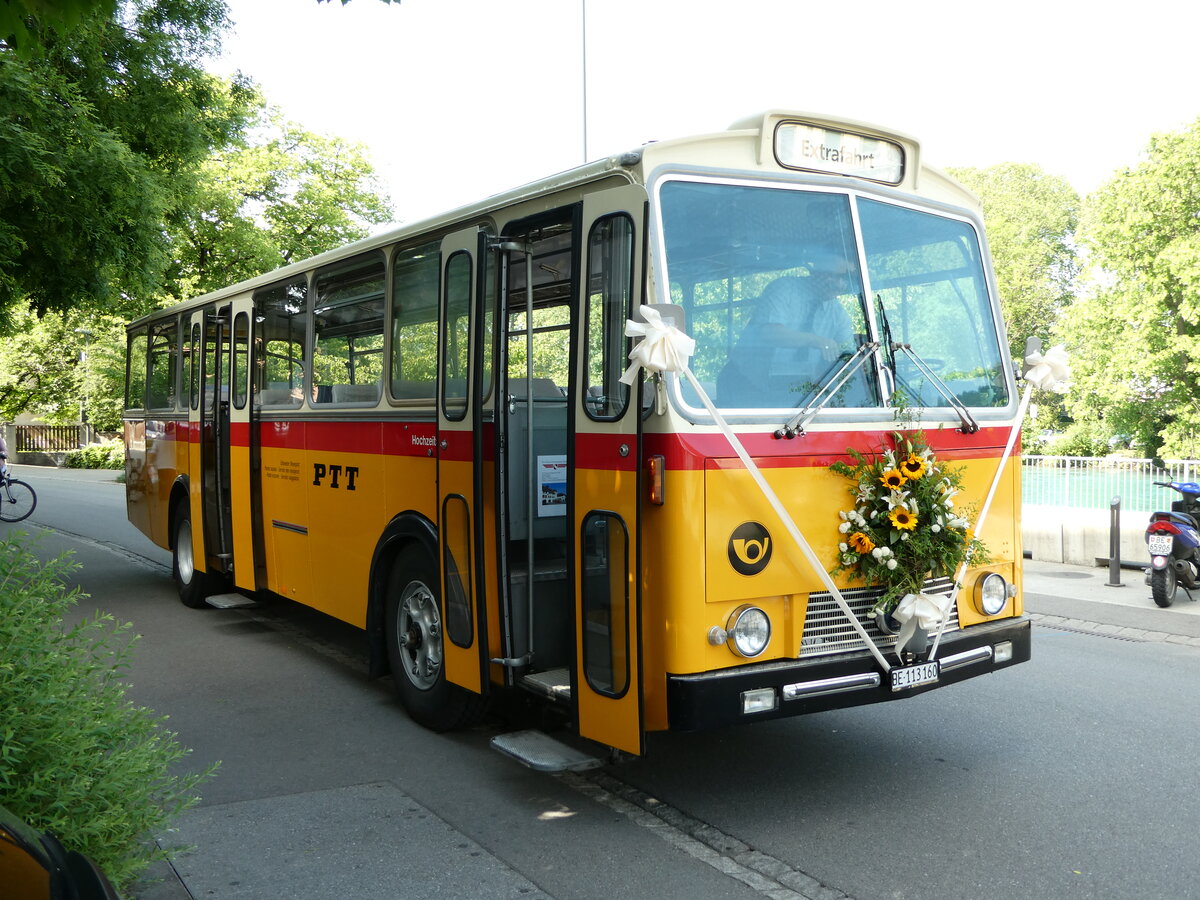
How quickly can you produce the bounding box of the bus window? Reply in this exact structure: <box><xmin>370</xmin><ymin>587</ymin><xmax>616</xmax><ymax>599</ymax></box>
<box><xmin>658</xmin><ymin>180</ymin><xmax>877</xmax><ymax>412</ymax></box>
<box><xmin>313</xmin><ymin>252</ymin><xmax>385</xmax><ymax>405</ymax></box>
<box><xmin>441</xmin><ymin>251</ymin><xmax>471</xmax><ymax>420</ymax></box>
<box><xmin>858</xmin><ymin>199</ymin><xmax>1009</xmax><ymax>408</ymax></box>
<box><xmin>146</xmin><ymin>320</ymin><xmax>178</xmax><ymax>410</ymax></box>
<box><xmin>232</xmin><ymin>312</ymin><xmax>249</xmax><ymax>410</ymax></box>
<box><xmin>253</xmin><ymin>277</ymin><xmax>307</xmax><ymax>408</ymax></box>
<box><xmin>188</xmin><ymin>322</ymin><xmax>201</xmax><ymax>410</ymax></box>
<box><xmin>581</xmin><ymin>512</ymin><xmax>630</xmax><ymax>696</ymax></box>
<box><xmin>390</xmin><ymin>240</ymin><xmax>439</xmax><ymax>405</ymax></box>
<box><xmin>126</xmin><ymin>329</ymin><xmax>148</xmax><ymax>411</ymax></box>
<box><xmin>585</xmin><ymin>214</ymin><xmax>635</xmax><ymax>420</ymax></box>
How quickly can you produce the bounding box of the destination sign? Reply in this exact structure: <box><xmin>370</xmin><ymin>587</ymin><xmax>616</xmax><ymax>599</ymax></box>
<box><xmin>774</xmin><ymin>122</ymin><xmax>904</xmax><ymax>184</ymax></box>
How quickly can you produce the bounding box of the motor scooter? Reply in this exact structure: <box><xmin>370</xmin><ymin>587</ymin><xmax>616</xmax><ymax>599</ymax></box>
<box><xmin>1144</xmin><ymin>481</ymin><xmax>1200</xmax><ymax>607</ymax></box>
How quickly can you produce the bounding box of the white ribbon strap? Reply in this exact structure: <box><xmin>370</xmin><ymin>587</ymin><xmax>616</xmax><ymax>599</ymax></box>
<box><xmin>929</xmin><ymin>344</ymin><xmax>1071</xmax><ymax>661</ymax></box>
<box><xmin>621</xmin><ymin>306</ymin><xmax>892</xmax><ymax>672</ymax></box>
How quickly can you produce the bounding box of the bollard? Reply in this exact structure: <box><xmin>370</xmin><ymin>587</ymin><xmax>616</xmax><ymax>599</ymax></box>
<box><xmin>1106</xmin><ymin>496</ymin><xmax>1124</xmax><ymax>587</ymax></box>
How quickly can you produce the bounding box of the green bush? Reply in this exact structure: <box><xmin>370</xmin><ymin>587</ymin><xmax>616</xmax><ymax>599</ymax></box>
<box><xmin>0</xmin><ymin>534</ymin><xmax>216</xmax><ymax>889</ymax></box>
<box><xmin>63</xmin><ymin>439</ymin><xmax>125</xmax><ymax>469</ymax></box>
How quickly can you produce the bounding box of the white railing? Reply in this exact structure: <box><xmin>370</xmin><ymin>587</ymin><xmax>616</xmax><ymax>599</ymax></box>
<box><xmin>1021</xmin><ymin>455</ymin><xmax>1200</xmax><ymax>513</ymax></box>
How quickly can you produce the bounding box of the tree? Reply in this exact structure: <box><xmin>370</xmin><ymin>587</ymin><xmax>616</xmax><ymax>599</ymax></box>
<box><xmin>1061</xmin><ymin>117</ymin><xmax>1200</xmax><ymax>458</ymax></box>
<box><xmin>947</xmin><ymin>164</ymin><xmax>1080</xmax><ymax>356</ymax></box>
<box><xmin>163</xmin><ymin>102</ymin><xmax>393</xmax><ymax>303</ymax></box>
<box><xmin>0</xmin><ymin>0</ymin><xmax>255</xmax><ymax>319</ymax></box>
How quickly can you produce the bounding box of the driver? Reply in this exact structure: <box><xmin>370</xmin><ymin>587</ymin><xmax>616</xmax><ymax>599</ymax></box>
<box><xmin>717</xmin><ymin>256</ymin><xmax>858</xmax><ymax>407</ymax></box>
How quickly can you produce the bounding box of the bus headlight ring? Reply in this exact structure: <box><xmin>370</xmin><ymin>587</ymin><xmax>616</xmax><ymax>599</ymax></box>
<box><xmin>726</xmin><ymin>605</ymin><xmax>771</xmax><ymax>658</ymax></box>
<box><xmin>974</xmin><ymin>573</ymin><xmax>1008</xmax><ymax>616</ymax></box>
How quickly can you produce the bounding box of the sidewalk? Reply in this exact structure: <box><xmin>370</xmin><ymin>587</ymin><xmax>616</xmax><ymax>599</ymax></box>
<box><xmin>1023</xmin><ymin>556</ymin><xmax>1200</xmax><ymax>642</ymax></box>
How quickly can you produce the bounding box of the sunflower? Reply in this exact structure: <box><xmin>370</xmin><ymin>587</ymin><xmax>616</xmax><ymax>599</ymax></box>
<box><xmin>889</xmin><ymin>507</ymin><xmax>918</xmax><ymax>530</ymax></box>
<box><xmin>879</xmin><ymin>468</ymin><xmax>906</xmax><ymax>491</ymax></box>
<box><xmin>900</xmin><ymin>454</ymin><xmax>926</xmax><ymax>481</ymax></box>
<box><xmin>848</xmin><ymin>531</ymin><xmax>875</xmax><ymax>554</ymax></box>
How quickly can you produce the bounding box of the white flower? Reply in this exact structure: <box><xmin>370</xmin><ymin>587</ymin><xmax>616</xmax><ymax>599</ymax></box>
<box><xmin>842</xmin><ymin>553</ymin><xmax>856</xmax><ymax>565</ymax></box>
<box><xmin>839</xmin><ymin>542</ymin><xmax>849</xmax><ymax>552</ymax></box>
<box><xmin>886</xmin><ymin>559</ymin><xmax>898</xmax><ymax>570</ymax></box>
<box><xmin>885</xmin><ymin>490</ymin><xmax>909</xmax><ymax>510</ymax></box>
<box><xmin>872</xmin><ymin>547</ymin><xmax>884</xmax><ymax>560</ymax></box>
<box><xmin>931</xmin><ymin>524</ymin><xmax>941</xmax><ymax>533</ymax></box>
<box><xmin>839</xmin><ymin>510</ymin><xmax>849</xmax><ymax>521</ymax></box>
<box><xmin>839</xmin><ymin>521</ymin><xmax>851</xmax><ymax>533</ymax></box>
<box><xmin>901</xmin><ymin>533</ymin><xmax>910</xmax><ymax>541</ymax></box>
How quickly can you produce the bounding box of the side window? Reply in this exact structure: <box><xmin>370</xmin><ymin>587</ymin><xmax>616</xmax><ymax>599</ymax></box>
<box><xmin>581</xmin><ymin>512</ymin><xmax>630</xmax><ymax>697</ymax></box>
<box><xmin>126</xmin><ymin>328</ymin><xmax>148</xmax><ymax>411</ymax></box>
<box><xmin>389</xmin><ymin>240</ymin><xmax>439</xmax><ymax>405</ymax></box>
<box><xmin>189</xmin><ymin>322</ymin><xmax>201</xmax><ymax>410</ymax></box>
<box><xmin>146</xmin><ymin>320</ymin><xmax>178</xmax><ymax>410</ymax></box>
<box><xmin>313</xmin><ymin>252</ymin><xmax>385</xmax><ymax>405</ymax></box>
<box><xmin>585</xmin><ymin>214</ymin><xmax>635</xmax><ymax>419</ymax></box>
<box><xmin>232</xmin><ymin>312</ymin><xmax>250</xmax><ymax>410</ymax></box>
<box><xmin>441</xmin><ymin>251</ymin><xmax>471</xmax><ymax>421</ymax></box>
<box><xmin>254</xmin><ymin>277</ymin><xmax>308</xmax><ymax>408</ymax></box>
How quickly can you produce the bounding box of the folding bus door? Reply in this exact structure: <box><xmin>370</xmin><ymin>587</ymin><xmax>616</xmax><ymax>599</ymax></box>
<box><xmin>437</xmin><ymin>228</ymin><xmax>490</xmax><ymax>695</ymax></box>
<box><xmin>572</xmin><ymin>186</ymin><xmax>646</xmax><ymax>756</ymax></box>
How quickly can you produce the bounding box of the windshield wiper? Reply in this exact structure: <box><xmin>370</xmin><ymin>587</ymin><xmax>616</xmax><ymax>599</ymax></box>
<box><xmin>889</xmin><ymin>342</ymin><xmax>979</xmax><ymax>434</ymax></box>
<box><xmin>775</xmin><ymin>341</ymin><xmax>880</xmax><ymax>439</ymax></box>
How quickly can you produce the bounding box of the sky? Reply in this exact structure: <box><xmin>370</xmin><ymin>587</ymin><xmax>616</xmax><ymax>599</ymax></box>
<box><xmin>211</xmin><ymin>0</ymin><xmax>1200</xmax><ymax>227</ymax></box>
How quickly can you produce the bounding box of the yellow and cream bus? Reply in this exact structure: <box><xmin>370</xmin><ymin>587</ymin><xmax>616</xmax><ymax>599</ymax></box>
<box><xmin>124</xmin><ymin>111</ymin><xmax>1030</xmax><ymax>762</ymax></box>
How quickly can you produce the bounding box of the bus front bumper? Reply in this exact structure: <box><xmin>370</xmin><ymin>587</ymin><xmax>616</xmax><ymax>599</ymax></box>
<box><xmin>666</xmin><ymin>616</ymin><xmax>1031</xmax><ymax>731</ymax></box>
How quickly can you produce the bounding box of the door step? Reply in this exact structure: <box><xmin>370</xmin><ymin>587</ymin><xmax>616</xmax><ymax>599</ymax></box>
<box><xmin>490</xmin><ymin>730</ymin><xmax>602</xmax><ymax>773</ymax></box>
<box><xmin>520</xmin><ymin>668</ymin><xmax>571</xmax><ymax>701</ymax></box>
<box><xmin>206</xmin><ymin>592</ymin><xmax>258</xmax><ymax>609</ymax></box>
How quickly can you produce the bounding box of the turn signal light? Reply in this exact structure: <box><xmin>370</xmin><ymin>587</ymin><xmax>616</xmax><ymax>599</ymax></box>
<box><xmin>647</xmin><ymin>455</ymin><xmax>665</xmax><ymax>505</ymax></box>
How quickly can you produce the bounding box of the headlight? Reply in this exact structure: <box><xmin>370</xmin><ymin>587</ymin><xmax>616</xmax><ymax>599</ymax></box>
<box><xmin>974</xmin><ymin>573</ymin><xmax>1008</xmax><ymax>616</ymax></box>
<box><xmin>726</xmin><ymin>605</ymin><xmax>771</xmax><ymax>657</ymax></box>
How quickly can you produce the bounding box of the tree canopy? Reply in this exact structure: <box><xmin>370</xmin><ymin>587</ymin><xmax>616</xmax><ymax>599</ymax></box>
<box><xmin>947</xmin><ymin>163</ymin><xmax>1080</xmax><ymax>356</ymax></box>
<box><xmin>0</xmin><ymin>0</ymin><xmax>253</xmax><ymax>321</ymax></box>
<box><xmin>1058</xmin><ymin>117</ymin><xmax>1200</xmax><ymax>458</ymax></box>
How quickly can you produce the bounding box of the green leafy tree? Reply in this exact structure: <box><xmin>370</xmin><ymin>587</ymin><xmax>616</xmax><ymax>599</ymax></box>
<box><xmin>165</xmin><ymin>103</ymin><xmax>394</xmax><ymax>302</ymax></box>
<box><xmin>1061</xmin><ymin>117</ymin><xmax>1200</xmax><ymax>458</ymax></box>
<box><xmin>947</xmin><ymin>164</ymin><xmax>1080</xmax><ymax>355</ymax></box>
<box><xmin>0</xmin><ymin>0</ymin><xmax>254</xmax><ymax>318</ymax></box>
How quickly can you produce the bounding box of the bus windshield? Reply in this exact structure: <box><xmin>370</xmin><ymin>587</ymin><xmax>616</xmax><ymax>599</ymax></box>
<box><xmin>659</xmin><ymin>179</ymin><xmax>1009</xmax><ymax>413</ymax></box>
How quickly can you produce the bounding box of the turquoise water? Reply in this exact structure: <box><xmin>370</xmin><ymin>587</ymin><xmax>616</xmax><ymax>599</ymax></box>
<box><xmin>1021</xmin><ymin>457</ymin><xmax>1200</xmax><ymax>513</ymax></box>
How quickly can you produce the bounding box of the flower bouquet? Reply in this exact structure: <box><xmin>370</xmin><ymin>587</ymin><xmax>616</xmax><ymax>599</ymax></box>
<box><xmin>830</xmin><ymin>432</ymin><xmax>986</xmax><ymax>618</ymax></box>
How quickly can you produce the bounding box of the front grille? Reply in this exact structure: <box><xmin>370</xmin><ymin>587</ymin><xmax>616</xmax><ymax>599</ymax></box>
<box><xmin>800</xmin><ymin>576</ymin><xmax>959</xmax><ymax>658</ymax></box>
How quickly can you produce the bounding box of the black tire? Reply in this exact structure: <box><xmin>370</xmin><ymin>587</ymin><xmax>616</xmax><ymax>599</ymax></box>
<box><xmin>171</xmin><ymin>503</ymin><xmax>211</xmax><ymax>609</ymax></box>
<box><xmin>384</xmin><ymin>545</ymin><xmax>486</xmax><ymax>732</ymax></box>
<box><xmin>0</xmin><ymin>478</ymin><xmax>36</xmax><ymax>523</ymax></box>
<box><xmin>1151</xmin><ymin>564</ymin><xmax>1177</xmax><ymax>608</ymax></box>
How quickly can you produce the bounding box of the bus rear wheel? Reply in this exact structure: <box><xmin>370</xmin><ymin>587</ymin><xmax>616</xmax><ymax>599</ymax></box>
<box><xmin>384</xmin><ymin>545</ymin><xmax>486</xmax><ymax>732</ymax></box>
<box><xmin>172</xmin><ymin>504</ymin><xmax>211</xmax><ymax>609</ymax></box>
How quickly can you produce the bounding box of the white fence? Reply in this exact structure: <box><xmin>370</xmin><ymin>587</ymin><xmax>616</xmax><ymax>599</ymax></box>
<box><xmin>1021</xmin><ymin>455</ymin><xmax>1200</xmax><ymax>514</ymax></box>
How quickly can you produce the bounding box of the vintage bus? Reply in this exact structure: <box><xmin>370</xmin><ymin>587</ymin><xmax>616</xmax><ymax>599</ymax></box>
<box><xmin>123</xmin><ymin>111</ymin><xmax>1030</xmax><ymax>762</ymax></box>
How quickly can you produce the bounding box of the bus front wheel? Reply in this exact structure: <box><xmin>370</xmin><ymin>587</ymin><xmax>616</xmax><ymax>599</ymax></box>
<box><xmin>171</xmin><ymin>504</ymin><xmax>211</xmax><ymax>609</ymax></box>
<box><xmin>384</xmin><ymin>546</ymin><xmax>485</xmax><ymax>732</ymax></box>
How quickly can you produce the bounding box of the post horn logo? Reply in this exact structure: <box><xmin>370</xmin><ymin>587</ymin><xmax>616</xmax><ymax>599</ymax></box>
<box><xmin>728</xmin><ymin>522</ymin><xmax>772</xmax><ymax>575</ymax></box>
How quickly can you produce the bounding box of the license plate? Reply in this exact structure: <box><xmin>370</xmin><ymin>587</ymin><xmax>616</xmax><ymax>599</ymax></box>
<box><xmin>1148</xmin><ymin>534</ymin><xmax>1173</xmax><ymax>555</ymax></box>
<box><xmin>891</xmin><ymin>661</ymin><xmax>939</xmax><ymax>692</ymax></box>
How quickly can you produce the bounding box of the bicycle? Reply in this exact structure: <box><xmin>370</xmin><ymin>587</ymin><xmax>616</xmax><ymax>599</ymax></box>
<box><xmin>0</xmin><ymin>460</ymin><xmax>36</xmax><ymax>523</ymax></box>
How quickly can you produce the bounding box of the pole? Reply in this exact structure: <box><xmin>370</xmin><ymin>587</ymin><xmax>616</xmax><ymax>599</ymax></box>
<box><xmin>581</xmin><ymin>0</ymin><xmax>588</xmax><ymax>163</ymax></box>
<box><xmin>1106</xmin><ymin>496</ymin><xmax>1124</xmax><ymax>587</ymax></box>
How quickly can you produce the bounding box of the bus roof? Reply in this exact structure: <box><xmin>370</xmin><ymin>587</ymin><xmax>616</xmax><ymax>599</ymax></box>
<box><xmin>130</xmin><ymin>110</ymin><xmax>979</xmax><ymax>327</ymax></box>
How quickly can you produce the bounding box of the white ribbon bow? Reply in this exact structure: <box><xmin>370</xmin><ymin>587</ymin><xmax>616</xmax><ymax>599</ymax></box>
<box><xmin>892</xmin><ymin>591</ymin><xmax>952</xmax><ymax>654</ymax></box>
<box><xmin>619</xmin><ymin>306</ymin><xmax>695</xmax><ymax>385</ymax></box>
<box><xmin>1023</xmin><ymin>344</ymin><xmax>1070</xmax><ymax>392</ymax></box>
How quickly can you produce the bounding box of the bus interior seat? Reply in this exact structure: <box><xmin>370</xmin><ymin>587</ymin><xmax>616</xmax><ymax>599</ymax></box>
<box><xmin>331</xmin><ymin>383</ymin><xmax>381</xmax><ymax>404</ymax></box>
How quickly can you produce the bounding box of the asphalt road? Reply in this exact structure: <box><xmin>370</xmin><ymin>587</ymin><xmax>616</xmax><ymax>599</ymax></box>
<box><xmin>6</xmin><ymin>467</ymin><xmax>1200</xmax><ymax>900</ymax></box>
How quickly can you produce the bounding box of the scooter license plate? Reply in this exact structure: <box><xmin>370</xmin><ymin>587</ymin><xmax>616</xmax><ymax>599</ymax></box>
<box><xmin>1148</xmin><ymin>534</ymin><xmax>1173</xmax><ymax>555</ymax></box>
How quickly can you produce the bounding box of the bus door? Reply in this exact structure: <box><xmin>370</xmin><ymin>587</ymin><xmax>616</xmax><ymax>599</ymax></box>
<box><xmin>493</xmin><ymin>214</ymin><xmax>575</xmax><ymax>704</ymax></box>
<box><xmin>197</xmin><ymin>297</ymin><xmax>255</xmax><ymax>588</ymax></box>
<box><xmin>198</xmin><ymin>303</ymin><xmax>233</xmax><ymax>578</ymax></box>
<box><xmin>573</xmin><ymin>187</ymin><xmax>645</xmax><ymax>755</ymax></box>
<box><xmin>437</xmin><ymin>228</ymin><xmax>489</xmax><ymax>695</ymax></box>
